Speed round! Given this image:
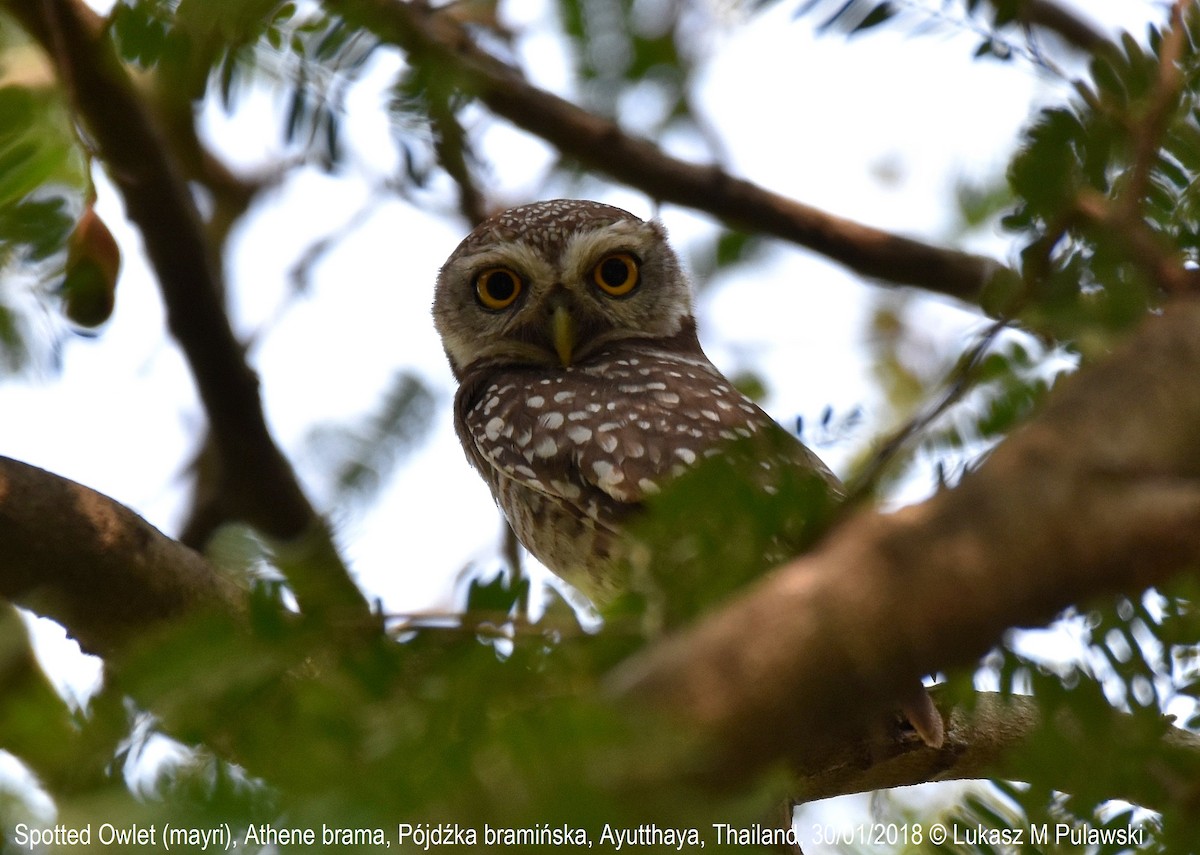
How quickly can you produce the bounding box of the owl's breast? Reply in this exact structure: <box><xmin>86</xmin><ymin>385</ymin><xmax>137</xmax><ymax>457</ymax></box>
<box><xmin>459</xmin><ymin>351</ymin><xmax>770</xmax><ymax>501</ymax></box>
<box><xmin>452</xmin><ymin>346</ymin><xmax>831</xmax><ymax>603</ymax></box>
<box><xmin>493</xmin><ymin>474</ymin><xmax>627</xmax><ymax>603</ymax></box>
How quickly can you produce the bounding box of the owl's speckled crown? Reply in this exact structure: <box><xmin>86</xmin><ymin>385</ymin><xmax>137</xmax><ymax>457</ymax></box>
<box><xmin>452</xmin><ymin>199</ymin><xmax>643</xmax><ymax>259</ymax></box>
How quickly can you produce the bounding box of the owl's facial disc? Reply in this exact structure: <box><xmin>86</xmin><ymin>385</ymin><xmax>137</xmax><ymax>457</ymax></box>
<box><xmin>433</xmin><ymin>202</ymin><xmax>694</xmax><ymax>377</ymax></box>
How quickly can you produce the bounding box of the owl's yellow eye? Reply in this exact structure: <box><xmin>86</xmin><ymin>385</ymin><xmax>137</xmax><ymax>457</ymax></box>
<box><xmin>474</xmin><ymin>267</ymin><xmax>523</xmax><ymax>311</ymax></box>
<box><xmin>591</xmin><ymin>253</ymin><xmax>640</xmax><ymax>297</ymax></box>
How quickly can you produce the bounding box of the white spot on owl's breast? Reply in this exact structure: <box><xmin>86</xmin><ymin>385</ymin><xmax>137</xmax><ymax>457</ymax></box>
<box><xmin>463</xmin><ymin>342</ymin><xmax>838</xmax><ymax>554</ymax></box>
<box><xmin>566</xmin><ymin>425</ymin><xmax>593</xmax><ymax>444</ymax></box>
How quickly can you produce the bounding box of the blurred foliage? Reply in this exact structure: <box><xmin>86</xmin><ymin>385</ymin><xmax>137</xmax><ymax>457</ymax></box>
<box><xmin>796</xmin><ymin>1</ymin><xmax>1200</xmax><ymax>342</ymax></box>
<box><xmin>303</xmin><ymin>371</ymin><xmax>435</xmax><ymax>510</ymax></box>
<box><xmin>626</xmin><ymin>428</ymin><xmax>841</xmax><ymax>631</ymax></box>
<box><xmin>686</xmin><ymin>228</ymin><xmax>770</xmax><ymax>291</ymax></box>
<box><xmin>1</xmin><ymin>0</ymin><xmax>1200</xmax><ymax>851</ymax></box>
<box><xmin>0</xmin><ymin>578</ymin><xmax>776</xmax><ymax>852</ymax></box>
<box><xmin>791</xmin><ymin>0</ymin><xmax>1069</xmax><ymax>65</ymax></box>
<box><xmin>951</xmin><ymin>173</ymin><xmax>1016</xmax><ymax>238</ymax></box>
<box><xmin>931</xmin><ymin>577</ymin><xmax>1200</xmax><ymax>852</ymax></box>
<box><xmin>0</xmin><ymin>13</ymin><xmax>92</xmax><ymax>372</ymax></box>
<box><xmin>112</xmin><ymin>0</ymin><xmax>379</xmax><ymax>169</ymax></box>
<box><xmin>853</xmin><ymin>293</ymin><xmax>1069</xmax><ymax>500</ymax></box>
<box><xmin>1001</xmin><ymin>18</ymin><xmax>1200</xmax><ymax>347</ymax></box>
<box><xmin>557</xmin><ymin>0</ymin><xmax>693</xmax><ymax>126</ymax></box>
<box><xmin>800</xmin><ymin>4</ymin><xmax>1200</xmax><ymax>848</ymax></box>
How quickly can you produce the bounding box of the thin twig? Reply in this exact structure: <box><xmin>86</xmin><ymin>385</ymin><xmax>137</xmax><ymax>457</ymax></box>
<box><xmin>1125</xmin><ymin>0</ymin><xmax>1189</xmax><ymax>219</ymax></box>
<box><xmin>846</xmin><ymin>317</ymin><xmax>1011</xmax><ymax>504</ymax></box>
<box><xmin>1075</xmin><ymin>190</ymin><xmax>1200</xmax><ymax>295</ymax></box>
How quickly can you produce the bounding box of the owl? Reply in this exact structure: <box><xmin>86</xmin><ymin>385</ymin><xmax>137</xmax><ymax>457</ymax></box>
<box><xmin>433</xmin><ymin>199</ymin><xmax>942</xmax><ymax>747</ymax></box>
<box><xmin>433</xmin><ymin>198</ymin><xmax>840</xmax><ymax>598</ymax></box>
<box><xmin>436</xmin><ymin>198</ymin><xmax>940</xmax><ymax>749</ymax></box>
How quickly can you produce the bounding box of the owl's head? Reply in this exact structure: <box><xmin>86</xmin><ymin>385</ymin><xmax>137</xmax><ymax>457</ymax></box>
<box><xmin>433</xmin><ymin>199</ymin><xmax>697</xmax><ymax>379</ymax></box>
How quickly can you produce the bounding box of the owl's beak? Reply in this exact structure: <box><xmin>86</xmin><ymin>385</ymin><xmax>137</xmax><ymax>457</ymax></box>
<box><xmin>551</xmin><ymin>304</ymin><xmax>575</xmax><ymax>367</ymax></box>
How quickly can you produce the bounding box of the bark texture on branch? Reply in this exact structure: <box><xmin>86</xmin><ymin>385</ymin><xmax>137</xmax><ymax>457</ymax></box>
<box><xmin>0</xmin><ymin>457</ymin><xmax>242</xmax><ymax>658</ymax></box>
<box><xmin>611</xmin><ymin>297</ymin><xmax>1200</xmax><ymax>775</ymax></box>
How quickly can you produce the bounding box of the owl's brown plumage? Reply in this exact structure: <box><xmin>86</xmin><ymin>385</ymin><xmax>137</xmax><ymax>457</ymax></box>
<box><xmin>433</xmin><ymin>199</ymin><xmax>943</xmax><ymax>748</ymax></box>
<box><xmin>434</xmin><ymin>199</ymin><xmax>836</xmax><ymax>602</ymax></box>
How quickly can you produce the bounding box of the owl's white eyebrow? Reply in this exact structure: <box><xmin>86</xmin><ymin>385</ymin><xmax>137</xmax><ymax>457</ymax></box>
<box><xmin>460</xmin><ymin>244</ymin><xmax>556</xmax><ymax>278</ymax></box>
<box><xmin>560</xmin><ymin>228</ymin><xmax>648</xmax><ymax>275</ymax></box>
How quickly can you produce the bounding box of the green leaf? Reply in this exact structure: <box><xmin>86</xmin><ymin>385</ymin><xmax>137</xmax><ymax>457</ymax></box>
<box><xmin>630</xmin><ymin>429</ymin><xmax>840</xmax><ymax>628</ymax></box>
<box><xmin>465</xmin><ymin>570</ymin><xmax>529</xmax><ymax>616</ymax></box>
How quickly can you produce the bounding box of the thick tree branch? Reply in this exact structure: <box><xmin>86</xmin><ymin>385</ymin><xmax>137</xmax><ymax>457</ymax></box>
<box><xmin>5</xmin><ymin>0</ymin><xmax>371</xmax><ymax>624</ymax></box>
<box><xmin>328</xmin><ymin>0</ymin><xmax>1004</xmax><ymax>305</ymax></box>
<box><xmin>611</xmin><ymin>297</ymin><xmax>1200</xmax><ymax>780</ymax></box>
<box><xmin>3</xmin><ymin>450</ymin><xmax>1198</xmax><ymax>809</ymax></box>
<box><xmin>0</xmin><ymin>457</ymin><xmax>242</xmax><ymax>659</ymax></box>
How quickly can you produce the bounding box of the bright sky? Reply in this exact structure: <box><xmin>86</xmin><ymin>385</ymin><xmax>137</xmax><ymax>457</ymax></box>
<box><xmin>0</xmin><ymin>0</ymin><xmax>1171</xmax><ymax>838</ymax></box>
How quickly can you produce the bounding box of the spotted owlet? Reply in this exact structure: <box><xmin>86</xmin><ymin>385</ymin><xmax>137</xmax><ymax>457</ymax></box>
<box><xmin>433</xmin><ymin>199</ymin><xmax>839</xmax><ymax>596</ymax></box>
<box><xmin>433</xmin><ymin>199</ymin><xmax>944</xmax><ymax>747</ymax></box>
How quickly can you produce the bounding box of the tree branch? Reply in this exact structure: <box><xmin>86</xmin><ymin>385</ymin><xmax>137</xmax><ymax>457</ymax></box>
<box><xmin>5</xmin><ymin>449</ymin><xmax>1200</xmax><ymax>810</ymax></box>
<box><xmin>328</xmin><ymin>0</ymin><xmax>1005</xmax><ymax>305</ymax></box>
<box><xmin>0</xmin><ymin>457</ymin><xmax>242</xmax><ymax>659</ymax></box>
<box><xmin>790</xmin><ymin>691</ymin><xmax>1200</xmax><ymax>811</ymax></box>
<box><xmin>6</xmin><ymin>0</ymin><xmax>1198</xmax><ymax>813</ymax></box>
<box><xmin>1124</xmin><ymin>0</ymin><xmax>1188</xmax><ymax>221</ymax></box>
<box><xmin>4</xmin><ymin>0</ymin><xmax>372</xmax><ymax>624</ymax></box>
<box><xmin>611</xmin><ymin>296</ymin><xmax>1200</xmax><ymax>781</ymax></box>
